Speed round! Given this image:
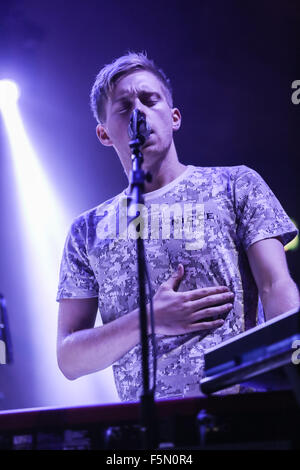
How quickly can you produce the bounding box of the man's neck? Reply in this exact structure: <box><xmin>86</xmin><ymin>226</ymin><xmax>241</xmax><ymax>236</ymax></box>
<box><xmin>143</xmin><ymin>158</ymin><xmax>186</xmax><ymax>193</ymax></box>
<box><xmin>124</xmin><ymin>141</ymin><xmax>186</xmax><ymax>193</ymax></box>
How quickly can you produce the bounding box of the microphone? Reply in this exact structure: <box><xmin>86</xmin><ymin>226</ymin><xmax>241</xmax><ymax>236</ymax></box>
<box><xmin>128</xmin><ymin>109</ymin><xmax>151</xmax><ymax>146</ymax></box>
<box><xmin>127</xmin><ymin>108</ymin><xmax>152</xmax><ymax>215</ymax></box>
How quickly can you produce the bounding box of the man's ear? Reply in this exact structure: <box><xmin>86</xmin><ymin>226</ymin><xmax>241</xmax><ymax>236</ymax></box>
<box><xmin>172</xmin><ymin>108</ymin><xmax>181</xmax><ymax>132</ymax></box>
<box><xmin>96</xmin><ymin>124</ymin><xmax>113</xmax><ymax>146</ymax></box>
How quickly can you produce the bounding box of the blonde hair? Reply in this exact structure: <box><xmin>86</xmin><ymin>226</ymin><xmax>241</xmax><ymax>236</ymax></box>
<box><xmin>90</xmin><ymin>51</ymin><xmax>173</xmax><ymax>123</ymax></box>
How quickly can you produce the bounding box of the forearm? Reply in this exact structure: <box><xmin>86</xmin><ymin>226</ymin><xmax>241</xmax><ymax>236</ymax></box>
<box><xmin>57</xmin><ymin>266</ymin><xmax>238</xmax><ymax>380</ymax></box>
<box><xmin>260</xmin><ymin>278</ymin><xmax>300</xmax><ymax>321</ymax></box>
<box><xmin>57</xmin><ymin>308</ymin><xmax>141</xmax><ymax>380</ymax></box>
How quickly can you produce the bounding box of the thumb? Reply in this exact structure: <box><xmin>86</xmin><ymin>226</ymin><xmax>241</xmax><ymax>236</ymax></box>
<box><xmin>166</xmin><ymin>264</ymin><xmax>184</xmax><ymax>291</ymax></box>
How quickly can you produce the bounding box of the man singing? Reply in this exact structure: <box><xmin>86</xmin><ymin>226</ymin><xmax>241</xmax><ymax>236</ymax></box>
<box><xmin>56</xmin><ymin>52</ymin><xmax>299</xmax><ymax>402</ymax></box>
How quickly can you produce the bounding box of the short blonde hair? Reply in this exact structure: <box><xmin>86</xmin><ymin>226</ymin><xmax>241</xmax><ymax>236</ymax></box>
<box><xmin>90</xmin><ymin>51</ymin><xmax>173</xmax><ymax>124</ymax></box>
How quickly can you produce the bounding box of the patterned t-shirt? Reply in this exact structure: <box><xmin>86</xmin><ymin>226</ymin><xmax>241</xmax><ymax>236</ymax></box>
<box><xmin>56</xmin><ymin>165</ymin><xmax>297</xmax><ymax>401</ymax></box>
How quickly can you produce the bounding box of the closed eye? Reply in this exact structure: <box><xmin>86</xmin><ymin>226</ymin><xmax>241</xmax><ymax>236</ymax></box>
<box><xmin>140</xmin><ymin>92</ymin><xmax>160</xmax><ymax>107</ymax></box>
<box><xmin>114</xmin><ymin>91</ymin><xmax>161</xmax><ymax>114</ymax></box>
<box><xmin>117</xmin><ymin>101</ymin><xmax>132</xmax><ymax>113</ymax></box>
<box><xmin>142</xmin><ymin>98</ymin><xmax>158</xmax><ymax>107</ymax></box>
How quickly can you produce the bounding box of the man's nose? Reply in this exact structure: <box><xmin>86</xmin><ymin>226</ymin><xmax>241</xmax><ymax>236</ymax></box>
<box><xmin>133</xmin><ymin>98</ymin><xmax>147</xmax><ymax>114</ymax></box>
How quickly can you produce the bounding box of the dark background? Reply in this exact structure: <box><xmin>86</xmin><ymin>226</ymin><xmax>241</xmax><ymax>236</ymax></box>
<box><xmin>0</xmin><ymin>0</ymin><xmax>299</xmax><ymax>410</ymax></box>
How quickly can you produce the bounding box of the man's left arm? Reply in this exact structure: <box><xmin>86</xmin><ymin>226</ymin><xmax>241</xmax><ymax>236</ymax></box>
<box><xmin>247</xmin><ymin>237</ymin><xmax>300</xmax><ymax>321</ymax></box>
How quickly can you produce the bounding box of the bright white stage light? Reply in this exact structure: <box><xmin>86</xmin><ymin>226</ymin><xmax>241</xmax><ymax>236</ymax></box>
<box><xmin>0</xmin><ymin>82</ymin><xmax>119</xmax><ymax>406</ymax></box>
<box><xmin>0</xmin><ymin>79</ymin><xmax>20</xmax><ymax>109</ymax></box>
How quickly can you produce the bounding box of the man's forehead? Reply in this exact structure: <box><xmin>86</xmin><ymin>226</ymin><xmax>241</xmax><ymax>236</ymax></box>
<box><xmin>111</xmin><ymin>70</ymin><xmax>164</xmax><ymax>100</ymax></box>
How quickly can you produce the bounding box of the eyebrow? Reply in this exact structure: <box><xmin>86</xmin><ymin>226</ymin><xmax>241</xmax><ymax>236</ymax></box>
<box><xmin>113</xmin><ymin>90</ymin><xmax>161</xmax><ymax>105</ymax></box>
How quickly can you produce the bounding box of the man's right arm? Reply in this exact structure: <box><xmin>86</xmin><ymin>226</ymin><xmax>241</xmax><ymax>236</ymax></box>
<box><xmin>57</xmin><ymin>297</ymin><xmax>142</xmax><ymax>380</ymax></box>
<box><xmin>57</xmin><ymin>265</ymin><xmax>234</xmax><ymax>380</ymax></box>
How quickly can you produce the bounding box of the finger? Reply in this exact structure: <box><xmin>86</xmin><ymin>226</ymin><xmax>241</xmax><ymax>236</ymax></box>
<box><xmin>164</xmin><ymin>264</ymin><xmax>184</xmax><ymax>291</ymax></box>
<box><xmin>191</xmin><ymin>303</ymin><xmax>233</xmax><ymax>322</ymax></box>
<box><xmin>187</xmin><ymin>318</ymin><xmax>225</xmax><ymax>332</ymax></box>
<box><xmin>184</xmin><ymin>285</ymin><xmax>230</xmax><ymax>301</ymax></box>
<box><xmin>187</xmin><ymin>291</ymin><xmax>234</xmax><ymax>312</ymax></box>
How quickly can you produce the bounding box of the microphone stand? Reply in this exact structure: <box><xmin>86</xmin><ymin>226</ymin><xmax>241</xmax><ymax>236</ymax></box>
<box><xmin>128</xmin><ymin>113</ymin><xmax>157</xmax><ymax>450</ymax></box>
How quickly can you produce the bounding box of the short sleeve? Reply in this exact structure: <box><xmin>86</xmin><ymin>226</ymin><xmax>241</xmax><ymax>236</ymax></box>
<box><xmin>56</xmin><ymin>216</ymin><xmax>99</xmax><ymax>301</ymax></box>
<box><xmin>234</xmin><ymin>166</ymin><xmax>298</xmax><ymax>251</ymax></box>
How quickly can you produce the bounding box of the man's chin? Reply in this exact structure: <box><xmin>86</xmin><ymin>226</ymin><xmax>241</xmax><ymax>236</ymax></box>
<box><xmin>141</xmin><ymin>146</ymin><xmax>164</xmax><ymax>162</ymax></box>
<box><xmin>141</xmin><ymin>141</ymin><xmax>154</xmax><ymax>151</ymax></box>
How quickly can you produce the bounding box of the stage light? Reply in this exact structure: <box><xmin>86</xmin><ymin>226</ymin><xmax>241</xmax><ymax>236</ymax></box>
<box><xmin>0</xmin><ymin>79</ymin><xmax>20</xmax><ymax>109</ymax></box>
<box><xmin>0</xmin><ymin>82</ymin><xmax>118</xmax><ymax>406</ymax></box>
<box><xmin>285</xmin><ymin>219</ymin><xmax>299</xmax><ymax>251</ymax></box>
